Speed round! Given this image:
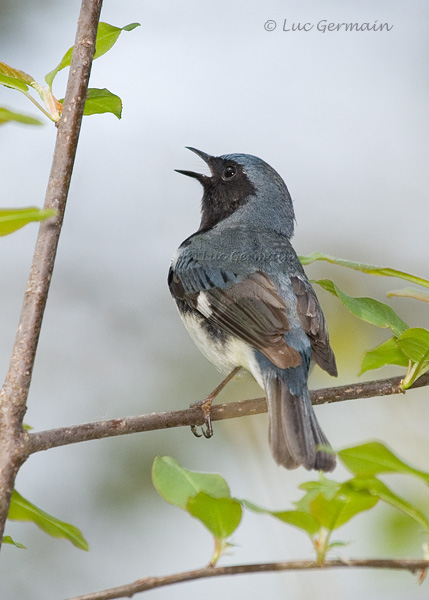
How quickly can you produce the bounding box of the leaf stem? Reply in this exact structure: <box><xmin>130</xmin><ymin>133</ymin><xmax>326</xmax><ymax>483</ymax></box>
<box><xmin>314</xmin><ymin>528</ymin><xmax>331</xmax><ymax>564</ymax></box>
<box><xmin>21</xmin><ymin>89</ymin><xmax>56</xmax><ymax>121</ymax></box>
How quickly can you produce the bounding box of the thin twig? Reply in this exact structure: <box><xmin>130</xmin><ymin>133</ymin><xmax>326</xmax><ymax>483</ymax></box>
<box><xmin>66</xmin><ymin>558</ymin><xmax>429</xmax><ymax>600</ymax></box>
<box><xmin>0</xmin><ymin>0</ymin><xmax>103</xmax><ymax>543</ymax></box>
<box><xmin>27</xmin><ymin>373</ymin><xmax>429</xmax><ymax>454</ymax></box>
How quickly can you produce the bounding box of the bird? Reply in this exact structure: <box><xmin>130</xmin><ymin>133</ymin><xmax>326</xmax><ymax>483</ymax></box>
<box><xmin>168</xmin><ymin>147</ymin><xmax>337</xmax><ymax>471</ymax></box>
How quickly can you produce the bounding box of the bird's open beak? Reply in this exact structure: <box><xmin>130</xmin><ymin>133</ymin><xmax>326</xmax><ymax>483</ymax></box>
<box><xmin>175</xmin><ymin>147</ymin><xmax>213</xmax><ymax>183</ymax></box>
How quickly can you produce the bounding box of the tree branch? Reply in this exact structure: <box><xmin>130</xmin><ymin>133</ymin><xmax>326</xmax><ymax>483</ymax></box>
<box><xmin>66</xmin><ymin>558</ymin><xmax>429</xmax><ymax>600</ymax></box>
<box><xmin>27</xmin><ymin>372</ymin><xmax>429</xmax><ymax>454</ymax></box>
<box><xmin>0</xmin><ymin>0</ymin><xmax>103</xmax><ymax>543</ymax></box>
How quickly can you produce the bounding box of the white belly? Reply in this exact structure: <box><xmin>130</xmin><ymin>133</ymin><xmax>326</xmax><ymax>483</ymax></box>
<box><xmin>181</xmin><ymin>311</ymin><xmax>264</xmax><ymax>388</ymax></box>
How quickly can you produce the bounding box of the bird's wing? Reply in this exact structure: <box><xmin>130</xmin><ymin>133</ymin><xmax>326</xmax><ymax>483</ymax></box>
<box><xmin>290</xmin><ymin>275</ymin><xmax>337</xmax><ymax>376</ymax></box>
<box><xmin>169</xmin><ymin>264</ymin><xmax>301</xmax><ymax>370</ymax></box>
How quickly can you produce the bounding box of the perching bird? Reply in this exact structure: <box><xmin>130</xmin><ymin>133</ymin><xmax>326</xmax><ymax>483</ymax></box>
<box><xmin>168</xmin><ymin>148</ymin><xmax>337</xmax><ymax>471</ymax></box>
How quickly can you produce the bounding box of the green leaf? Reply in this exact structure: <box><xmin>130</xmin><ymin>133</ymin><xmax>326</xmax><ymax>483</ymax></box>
<box><xmin>3</xmin><ymin>535</ymin><xmax>26</xmax><ymax>549</ymax></box>
<box><xmin>300</xmin><ymin>252</ymin><xmax>429</xmax><ymax>289</ymax></box>
<box><xmin>398</xmin><ymin>329</ymin><xmax>429</xmax><ymax>389</ymax></box>
<box><xmin>0</xmin><ymin>61</ymin><xmax>34</xmax><ymax>84</ymax></box>
<box><xmin>339</xmin><ymin>442</ymin><xmax>429</xmax><ymax>485</ymax></box>
<box><xmin>83</xmin><ymin>88</ymin><xmax>122</xmax><ymax>118</ymax></box>
<box><xmin>0</xmin><ymin>107</ymin><xmax>43</xmax><ymax>126</ymax></box>
<box><xmin>45</xmin><ymin>22</ymin><xmax>141</xmax><ymax>87</ymax></box>
<box><xmin>315</xmin><ymin>279</ymin><xmax>408</xmax><ymax>336</ymax></box>
<box><xmin>295</xmin><ymin>477</ymin><xmax>342</xmax><ymax>513</ymax></box>
<box><xmin>387</xmin><ymin>287</ymin><xmax>429</xmax><ymax>303</ymax></box>
<box><xmin>94</xmin><ymin>22</ymin><xmax>140</xmax><ymax>57</ymax></box>
<box><xmin>309</xmin><ymin>484</ymin><xmax>378</xmax><ymax>530</ymax></box>
<box><xmin>287</xmin><ymin>478</ymin><xmax>341</xmax><ymax>519</ymax></box>
<box><xmin>328</xmin><ymin>540</ymin><xmax>350</xmax><ymax>549</ymax></box>
<box><xmin>242</xmin><ymin>500</ymin><xmax>320</xmax><ymax>536</ymax></box>
<box><xmin>397</xmin><ymin>328</ymin><xmax>429</xmax><ymax>363</ymax></box>
<box><xmin>0</xmin><ymin>74</ymin><xmax>29</xmax><ymax>93</ymax></box>
<box><xmin>299</xmin><ymin>477</ymin><xmax>342</xmax><ymax>498</ymax></box>
<box><xmin>187</xmin><ymin>492</ymin><xmax>242</xmax><ymax>539</ymax></box>
<box><xmin>8</xmin><ymin>490</ymin><xmax>88</xmax><ymax>550</ymax></box>
<box><xmin>360</xmin><ymin>337</ymin><xmax>409</xmax><ymax>375</ymax></box>
<box><xmin>0</xmin><ymin>61</ymin><xmax>35</xmax><ymax>92</ymax></box>
<box><xmin>0</xmin><ymin>207</ymin><xmax>56</xmax><ymax>236</ymax></box>
<box><xmin>272</xmin><ymin>510</ymin><xmax>321</xmax><ymax>536</ymax></box>
<box><xmin>351</xmin><ymin>477</ymin><xmax>429</xmax><ymax>532</ymax></box>
<box><xmin>152</xmin><ymin>456</ymin><xmax>231</xmax><ymax>510</ymax></box>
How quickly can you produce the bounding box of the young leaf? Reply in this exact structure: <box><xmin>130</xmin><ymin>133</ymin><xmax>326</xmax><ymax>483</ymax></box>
<box><xmin>397</xmin><ymin>328</ymin><xmax>429</xmax><ymax>364</ymax></box>
<box><xmin>397</xmin><ymin>327</ymin><xmax>429</xmax><ymax>390</ymax></box>
<box><xmin>387</xmin><ymin>287</ymin><xmax>429</xmax><ymax>303</ymax></box>
<box><xmin>3</xmin><ymin>535</ymin><xmax>26</xmax><ymax>549</ymax></box>
<box><xmin>0</xmin><ymin>208</ymin><xmax>56</xmax><ymax>236</ymax></box>
<box><xmin>351</xmin><ymin>477</ymin><xmax>429</xmax><ymax>531</ymax></box>
<box><xmin>0</xmin><ymin>61</ymin><xmax>34</xmax><ymax>92</ymax></box>
<box><xmin>45</xmin><ymin>22</ymin><xmax>140</xmax><ymax>88</ymax></box>
<box><xmin>242</xmin><ymin>499</ymin><xmax>320</xmax><ymax>536</ymax></box>
<box><xmin>360</xmin><ymin>337</ymin><xmax>409</xmax><ymax>375</ymax></box>
<box><xmin>271</xmin><ymin>510</ymin><xmax>321</xmax><ymax>536</ymax></box>
<box><xmin>295</xmin><ymin>477</ymin><xmax>342</xmax><ymax>512</ymax></box>
<box><xmin>187</xmin><ymin>492</ymin><xmax>242</xmax><ymax>540</ymax></box>
<box><xmin>398</xmin><ymin>329</ymin><xmax>429</xmax><ymax>389</ymax></box>
<box><xmin>0</xmin><ymin>107</ymin><xmax>42</xmax><ymax>126</ymax></box>
<box><xmin>92</xmin><ymin>22</ymin><xmax>140</xmax><ymax>58</ymax></box>
<box><xmin>300</xmin><ymin>252</ymin><xmax>429</xmax><ymax>289</ymax></box>
<box><xmin>309</xmin><ymin>484</ymin><xmax>378</xmax><ymax>531</ymax></box>
<box><xmin>299</xmin><ymin>477</ymin><xmax>342</xmax><ymax>498</ymax></box>
<box><xmin>328</xmin><ymin>540</ymin><xmax>350</xmax><ymax>550</ymax></box>
<box><xmin>8</xmin><ymin>490</ymin><xmax>88</xmax><ymax>550</ymax></box>
<box><xmin>0</xmin><ymin>73</ymin><xmax>29</xmax><ymax>93</ymax></box>
<box><xmin>339</xmin><ymin>442</ymin><xmax>429</xmax><ymax>485</ymax></box>
<box><xmin>83</xmin><ymin>88</ymin><xmax>122</xmax><ymax>118</ymax></box>
<box><xmin>152</xmin><ymin>456</ymin><xmax>230</xmax><ymax>509</ymax></box>
<box><xmin>315</xmin><ymin>279</ymin><xmax>408</xmax><ymax>336</ymax></box>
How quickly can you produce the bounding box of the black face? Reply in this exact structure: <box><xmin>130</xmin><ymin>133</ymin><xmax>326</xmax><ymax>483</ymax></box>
<box><xmin>176</xmin><ymin>148</ymin><xmax>256</xmax><ymax>232</ymax></box>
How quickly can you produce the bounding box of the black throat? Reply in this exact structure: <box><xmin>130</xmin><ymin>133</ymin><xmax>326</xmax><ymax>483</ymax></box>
<box><xmin>199</xmin><ymin>173</ymin><xmax>256</xmax><ymax>232</ymax></box>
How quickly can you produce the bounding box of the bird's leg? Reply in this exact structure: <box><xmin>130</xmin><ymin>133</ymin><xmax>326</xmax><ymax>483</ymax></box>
<box><xmin>191</xmin><ymin>367</ymin><xmax>241</xmax><ymax>439</ymax></box>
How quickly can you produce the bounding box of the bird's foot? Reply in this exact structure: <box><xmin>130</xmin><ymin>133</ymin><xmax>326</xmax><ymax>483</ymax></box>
<box><xmin>190</xmin><ymin>396</ymin><xmax>214</xmax><ymax>439</ymax></box>
<box><xmin>190</xmin><ymin>367</ymin><xmax>241</xmax><ymax>439</ymax></box>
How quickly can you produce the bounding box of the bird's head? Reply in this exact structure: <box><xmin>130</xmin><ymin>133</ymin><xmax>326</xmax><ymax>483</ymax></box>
<box><xmin>176</xmin><ymin>148</ymin><xmax>296</xmax><ymax>238</ymax></box>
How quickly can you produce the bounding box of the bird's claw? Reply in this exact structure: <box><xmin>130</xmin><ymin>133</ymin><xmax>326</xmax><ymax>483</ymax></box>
<box><xmin>189</xmin><ymin>368</ymin><xmax>240</xmax><ymax>440</ymax></box>
<box><xmin>190</xmin><ymin>396</ymin><xmax>214</xmax><ymax>439</ymax></box>
<box><xmin>190</xmin><ymin>423</ymin><xmax>203</xmax><ymax>438</ymax></box>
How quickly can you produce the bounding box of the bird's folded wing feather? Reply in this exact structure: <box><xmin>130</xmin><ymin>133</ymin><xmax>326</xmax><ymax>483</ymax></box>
<box><xmin>290</xmin><ymin>275</ymin><xmax>337</xmax><ymax>376</ymax></box>
<box><xmin>169</xmin><ymin>265</ymin><xmax>301</xmax><ymax>370</ymax></box>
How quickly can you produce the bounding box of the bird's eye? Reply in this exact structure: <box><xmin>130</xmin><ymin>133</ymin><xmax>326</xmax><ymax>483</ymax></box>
<box><xmin>222</xmin><ymin>165</ymin><xmax>236</xmax><ymax>180</ymax></box>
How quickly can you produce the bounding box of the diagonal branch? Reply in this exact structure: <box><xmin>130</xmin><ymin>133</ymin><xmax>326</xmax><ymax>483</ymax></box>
<box><xmin>0</xmin><ymin>0</ymin><xmax>103</xmax><ymax>543</ymax></box>
<box><xmin>66</xmin><ymin>558</ymin><xmax>429</xmax><ymax>600</ymax></box>
<box><xmin>27</xmin><ymin>372</ymin><xmax>429</xmax><ymax>454</ymax></box>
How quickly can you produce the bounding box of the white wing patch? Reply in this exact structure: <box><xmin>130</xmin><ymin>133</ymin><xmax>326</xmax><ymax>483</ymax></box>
<box><xmin>170</xmin><ymin>247</ymin><xmax>183</xmax><ymax>270</ymax></box>
<box><xmin>196</xmin><ymin>292</ymin><xmax>213</xmax><ymax>317</ymax></box>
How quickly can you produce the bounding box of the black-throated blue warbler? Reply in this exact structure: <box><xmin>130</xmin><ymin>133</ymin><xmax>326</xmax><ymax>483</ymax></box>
<box><xmin>168</xmin><ymin>148</ymin><xmax>337</xmax><ymax>471</ymax></box>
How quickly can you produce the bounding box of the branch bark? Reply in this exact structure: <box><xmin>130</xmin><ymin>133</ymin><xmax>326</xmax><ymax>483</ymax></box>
<box><xmin>66</xmin><ymin>558</ymin><xmax>429</xmax><ymax>600</ymax></box>
<box><xmin>27</xmin><ymin>372</ymin><xmax>429</xmax><ymax>454</ymax></box>
<box><xmin>0</xmin><ymin>0</ymin><xmax>103</xmax><ymax>544</ymax></box>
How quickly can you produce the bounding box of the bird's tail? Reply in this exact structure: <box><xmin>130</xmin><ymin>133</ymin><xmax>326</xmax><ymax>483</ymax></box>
<box><xmin>264</xmin><ymin>375</ymin><xmax>336</xmax><ymax>472</ymax></box>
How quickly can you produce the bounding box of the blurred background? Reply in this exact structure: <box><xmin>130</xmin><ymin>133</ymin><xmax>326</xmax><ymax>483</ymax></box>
<box><xmin>0</xmin><ymin>0</ymin><xmax>428</xmax><ymax>598</ymax></box>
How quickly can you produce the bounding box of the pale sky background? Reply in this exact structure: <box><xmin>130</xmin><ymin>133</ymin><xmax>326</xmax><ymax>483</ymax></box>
<box><xmin>1</xmin><ymin>1</ymin><xmax>428</xmax><ymax>599</ymax></box>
